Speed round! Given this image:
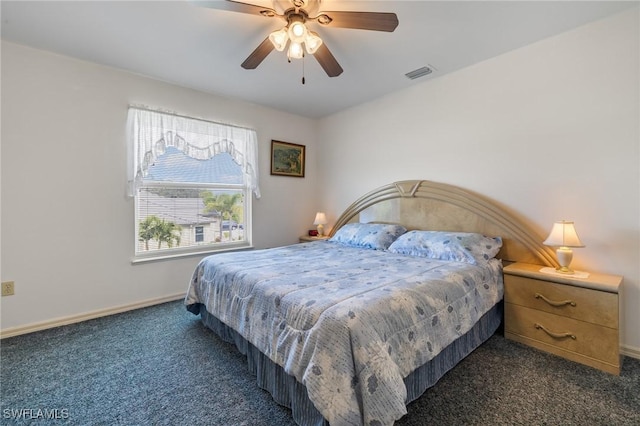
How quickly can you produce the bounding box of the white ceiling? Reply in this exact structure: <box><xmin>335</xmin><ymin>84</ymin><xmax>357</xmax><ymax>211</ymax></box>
<box><xmin>1</xmin><ymin>1</ymin><xmax>636</xmax><ymax>118</ymax></box>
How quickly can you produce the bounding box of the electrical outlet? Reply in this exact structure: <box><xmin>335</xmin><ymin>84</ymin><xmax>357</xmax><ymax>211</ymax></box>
<box><xmin>2</xmin><ymin>281</ymin><xmax>15</xmax><ymax>297</ymax></box>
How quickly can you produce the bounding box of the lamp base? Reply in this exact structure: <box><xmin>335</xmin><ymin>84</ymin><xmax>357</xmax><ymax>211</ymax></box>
<box><xmin>555</xmin><ymin>266</ymin><xmax>575</xmax><ymax>274</ymax></box>
<box><xmin>555</xmin><ymin>246</ymin><xmax>574</xmax><ymax>274</ymax></box>
<box><xmin>316</xmin><ymin>224</ymin><xmax>324</xmax><ymax>237</ymax></box>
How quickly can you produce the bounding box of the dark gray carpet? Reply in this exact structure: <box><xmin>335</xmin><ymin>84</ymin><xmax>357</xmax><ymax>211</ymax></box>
<box><xmin>1</xmin><ymin>301</ymin><xmax>638</xmax><ymax>425</ymax></box>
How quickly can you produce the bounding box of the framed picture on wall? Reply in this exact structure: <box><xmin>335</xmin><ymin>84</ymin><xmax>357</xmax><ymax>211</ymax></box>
<box><xmin>270</xmin><ymin>140</ymin><xmax>305</xmax><ymax>178</ymax></box>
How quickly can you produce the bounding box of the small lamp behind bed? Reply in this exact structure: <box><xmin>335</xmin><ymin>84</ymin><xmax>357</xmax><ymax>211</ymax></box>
<box><xmin>314</xmin><ymin>212</ymin><xmax>328</xmax><ymax>237</ymax></box>
<box><xmin>542</xmin><ymin>220</ymin><xmax>585</xmax><ymax>274</ymax></box>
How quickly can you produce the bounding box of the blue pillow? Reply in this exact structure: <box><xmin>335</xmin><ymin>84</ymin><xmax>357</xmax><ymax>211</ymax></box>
<box><xmin>329</xmin><ymin>223</ymin><xmax>407</xmax><ymax>251</ymax></box>
<box><xmin>387</xmin><ymin>231</ymin><xmax>502</xmax><ymax>264</ymax></box>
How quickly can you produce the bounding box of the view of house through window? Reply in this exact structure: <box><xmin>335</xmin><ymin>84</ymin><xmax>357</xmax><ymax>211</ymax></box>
<box><xmin>135</xmin><ymin>147</ymin><xmax>249</xmax><ymax>255</ymax></box>
<box><xmin>128</xmin><ymin>106</ymin><xmax>259</xmax><ymax>259</ymax></box>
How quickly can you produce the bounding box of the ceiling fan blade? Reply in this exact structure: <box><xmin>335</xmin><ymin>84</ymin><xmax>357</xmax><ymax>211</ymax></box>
<box><xmin>191</xmin><ymin>0</ymin><xmax>278</xmax><ymax>18</ymax></box>
<box><xmin>241</xmin><ymin>37</ymin><xmax>275</xmax><ymax>69</ymax></box>
<box><xmin>315</xmin><ymin>11</ymin><xmax>398</xmax><ymax>32</ymax></box>
<box><xmin>313</xmin><ymin>44</ymin><xmax>343</xmax><ymax>77</ymax></box>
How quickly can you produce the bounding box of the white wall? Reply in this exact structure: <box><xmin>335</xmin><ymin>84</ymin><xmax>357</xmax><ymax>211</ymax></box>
<box><xmin>318</xmin><ymin>9</ymin><xmax>640</xmax><ymax>352</ymax></box>
<box><xmin>1</xmin><ymin>41</ymin><xmax>319</xmax><ymax>332</ymax></box>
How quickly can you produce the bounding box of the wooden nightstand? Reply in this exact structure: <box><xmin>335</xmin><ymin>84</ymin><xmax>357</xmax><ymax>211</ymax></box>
<box><xmin>299</xmin><ymin>235</ymin><xmax>330</xmax><ymax>243</ymax></box>
<box><xmin>503</xmin><ymin>262</ymin><xmax>622</xmax><ymax>375</ymax></box>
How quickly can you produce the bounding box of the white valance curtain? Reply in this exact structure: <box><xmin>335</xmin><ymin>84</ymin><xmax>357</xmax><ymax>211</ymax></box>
<box><xmin>127</xmin><ymin>106</ymin><xmax>261</xmax><ymax>198</ymax></box>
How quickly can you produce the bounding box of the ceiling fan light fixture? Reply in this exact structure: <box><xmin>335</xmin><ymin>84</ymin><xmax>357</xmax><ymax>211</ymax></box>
<box><xmin>288</xmin><ymin>41</ymin><xmax>304</xmax><ymax>60</ymax></box>
<box><xmin>269</xmin><ymin>27</ymin><xmax>289</xmax><ymax>51</ymax></box>
<box><xmin>288</xmin><ymin>15</ymin><xmax>307</xmax><ymax>43</ymax></box>
<box><xmin>206</xmin><ymin>0</ymin><xmax>398</xmax><ymax>78</ymax></box>
<box><xmin>304</xmin><ymin>31</ymin><xmax>323</xmax><ymax>54</ymax></box>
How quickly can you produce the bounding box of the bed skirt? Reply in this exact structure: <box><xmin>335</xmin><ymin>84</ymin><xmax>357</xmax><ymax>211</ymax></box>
<box><xmin>194</xmin><ymin>302</ymin><xmax>503</xmax><ymax>425</ymax></box>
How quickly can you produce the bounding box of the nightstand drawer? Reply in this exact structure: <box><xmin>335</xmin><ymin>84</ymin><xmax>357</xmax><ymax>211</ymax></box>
<box><xmin>504</xmin><ymin>275</ymin><xmax>618</xmax><ymax>328</ymax></box>
<box><xmin>505</xmin><ymin>304</ymin><xmax>619</xmax><ymax>365</ymax></box>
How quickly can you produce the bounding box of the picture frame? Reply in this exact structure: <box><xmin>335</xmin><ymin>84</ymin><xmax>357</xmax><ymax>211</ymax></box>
<box><xmin>270</xmin><ymin>140</ymin><xmax>305</xmax><ymax>178</ymax></box>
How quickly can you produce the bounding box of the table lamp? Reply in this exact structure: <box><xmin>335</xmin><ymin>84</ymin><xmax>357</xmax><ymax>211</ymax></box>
<box><xmin>542</xmin><ymin>220</ymin><xmax>585</xmax><ymax>274</ymax></box>
<box><xmin>314</xmin><ymin>212</ymin><xmax>327</xmax><ymax>237</ymax></box>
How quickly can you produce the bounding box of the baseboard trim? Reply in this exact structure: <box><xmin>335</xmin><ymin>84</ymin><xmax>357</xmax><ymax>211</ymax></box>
<box><xmin>0</xmin><ymin>293</ymin><xmax>185</xmax><ymax>339</ymax></box>
<box><xmin>621</xmin><ymin>344</ymin><xmax>640</xmax><ymax>361</ymax></box>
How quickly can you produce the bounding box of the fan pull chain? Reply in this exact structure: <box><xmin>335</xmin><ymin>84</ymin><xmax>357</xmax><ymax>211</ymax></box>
<box><xmin>302</xmin><ymin>54</ymin><xmax>306</xmax><ymax>85</ymax></box>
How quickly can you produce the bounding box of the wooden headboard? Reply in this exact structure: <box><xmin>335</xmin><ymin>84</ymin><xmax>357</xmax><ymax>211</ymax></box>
<box><xmin>329</xmin><ymin>180</ymin><xmax>558</xmax><ymax>267</ymax></box>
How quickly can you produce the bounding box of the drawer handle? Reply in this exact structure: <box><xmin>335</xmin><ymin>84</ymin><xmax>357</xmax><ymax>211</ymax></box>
<box><xmin>534</xmin><ymin>323</ymin><xmax>576</xmax><ymax>340</ymax></box>
<box><xmin>535</xmin><ymin>293</ymin><xmax>576</xmax><ymax>307</ymax></box>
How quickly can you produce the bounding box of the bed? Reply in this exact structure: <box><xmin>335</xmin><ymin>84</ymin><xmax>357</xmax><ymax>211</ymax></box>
<box><xmin>185</xmin><ymin>180</ymin><xmax>558</xmax><ymax>426</ymax></box>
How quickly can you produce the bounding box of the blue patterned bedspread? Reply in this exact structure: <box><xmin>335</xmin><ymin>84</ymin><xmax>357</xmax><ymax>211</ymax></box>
<box><xmin>185</xmin><ymin>241</ymin><xmax>503</xmax><ymax>426</ymax></box>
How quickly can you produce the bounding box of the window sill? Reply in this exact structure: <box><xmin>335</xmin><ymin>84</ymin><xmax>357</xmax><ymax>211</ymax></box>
<box><xmin>131</xmin><ymin>243</ymin><xmax>254</xmax><ymax>264</ymax></box>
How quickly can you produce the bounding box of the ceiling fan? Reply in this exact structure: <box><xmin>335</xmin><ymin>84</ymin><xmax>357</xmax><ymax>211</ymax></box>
<box><xmin>194</xmin><ymin>0</ymin><xmax>399</xmax><ymax>78</ymax></box>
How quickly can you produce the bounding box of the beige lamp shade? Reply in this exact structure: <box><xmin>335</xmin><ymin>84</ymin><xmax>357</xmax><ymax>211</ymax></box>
<box><xmin>543</xmin><ymin>221</ymin><xmax>585</xmax><ymax>247</ymax></box>
<box><xmin>313</xmin><ymin>212</ymin><xmax>327</xmax><ymax>225</ymax></box>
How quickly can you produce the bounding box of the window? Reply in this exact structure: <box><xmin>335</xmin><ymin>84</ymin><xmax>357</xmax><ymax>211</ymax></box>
<box><xmin>127</xmin><ymin>107</ymin><xmax>260</xmax><ymax>259</ymax></box>
<box><xmin>195</xmin><ymin>226</ymin><xmax>204</xmax><ymax>243</ymax></box>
